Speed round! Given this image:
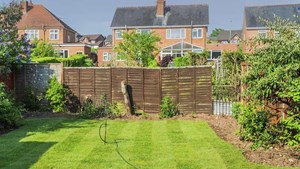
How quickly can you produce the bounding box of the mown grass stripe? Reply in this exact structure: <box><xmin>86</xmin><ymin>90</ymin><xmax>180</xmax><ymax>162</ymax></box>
<box><xmin>150</xmin><ymin>121</ymin><xmax>177</xmax><ymax>169</ymax></box>
<box><xmin>131</xmin><ymin>121</ymin><xmax>153</xmax><ymax>168</ymax></box>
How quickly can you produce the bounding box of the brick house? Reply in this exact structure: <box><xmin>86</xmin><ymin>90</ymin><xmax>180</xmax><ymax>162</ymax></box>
<box><xmin>98</xmin><ymin>0</ymin><xmax>209</xmax><ymax>66</ymax></box>
<box><xmin>17</xmin><ymin>0</ymin><xmax>91</xmax><ymax>57</ymax></box>
<box><xmin>79</xmin><ymin>34</ymin><xmax>105</xmax><ymax>48</ymax></box>
<box><xmin>242</xmin><ymin>4</ymin><xmax>300</xmax><ymax>53</ymax></box>
<box><xmin>206</xmin><ymin>30</ymin><xmax>242</xmax><ymax>60</ymax></box>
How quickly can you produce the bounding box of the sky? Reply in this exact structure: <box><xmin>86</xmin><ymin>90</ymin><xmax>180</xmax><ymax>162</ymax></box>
<box><xmin>1</xmin><ymin>0</ymin><xmax>300</xmax><ymax>36</ymax></box>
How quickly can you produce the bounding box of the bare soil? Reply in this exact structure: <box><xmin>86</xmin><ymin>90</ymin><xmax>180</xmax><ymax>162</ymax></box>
<box><xmin>1</xmin><ymin>112</ymin><xmax>299</xmax><ymax>167</ymax></box>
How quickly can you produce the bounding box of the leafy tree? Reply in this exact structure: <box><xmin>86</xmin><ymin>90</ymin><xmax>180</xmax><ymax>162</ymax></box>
<box><xmin>0</xmin><ymin>1</ymin><xmax>31</xmax><ymax>75</ymax></box>
<box><xmin>173</xmin><ymin>51</ymin><xmax>210</xmax><ymax>67</ymax></box>
<box><xmin>240</xmin><ymin>17</ymin><xmax>300</xmax><ymax>147</ymax></box>
<box><xmin>114</xmin><ymin>31</ymin><xmax>160</xmax><ymax>67</ymax></box>
<box><xmin>209</xmin><ymin>28</ymin><xmax>224</xmax><ymax>38</ymax></box>
<box><xmin>30</xmin><ymin>40</ymin><xmax>59</xmax><ymax>58</ymax></box>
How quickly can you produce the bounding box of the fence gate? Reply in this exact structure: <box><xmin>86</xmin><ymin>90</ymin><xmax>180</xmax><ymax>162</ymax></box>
<box><xmin>212</xmin><ymin>59</ymin><xmax>240</xmax><ymax>115</ymax></box>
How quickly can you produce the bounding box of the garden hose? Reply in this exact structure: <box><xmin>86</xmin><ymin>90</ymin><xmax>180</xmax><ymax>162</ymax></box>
<box><xmin>99</xmin><ymin>119</ymin><xmax>139</xmax><ymax>169</ymax></box>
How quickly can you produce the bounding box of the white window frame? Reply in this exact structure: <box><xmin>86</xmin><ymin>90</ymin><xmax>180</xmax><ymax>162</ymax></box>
<box><xmin>25</xmin><ymin>30</ymin><xmax>39</xmax><ymax>40</ymax></box>
<box><xmin>56</xmin><ymin>49</ymin><xmax>69</xmax><ymax>58</ymax></box>
<box><xmin>258</xmin><ymin>30</ymin><xmax>267</xmax><ymax>38</ymax></box>
<box><xmin>136</xmin><ymin>29</ymin><xmax>151</xmax><ymax>34</ymax></box>
<box><xmin>166</xmin><ymin>29</ymin><xmax>186</xmax><ymax>39</ymax></box>
<box><xmin>50</xmin><ymin>29</ymin><xmax>59</xmax><ymax>40</ymax></box>
<box><xmin>103</xmin><ymin>52</ymin><xmax>111</xmax><ymax>61</ymax></box>
<box><xmin>210</xmin><ymin>50</ymin><xmax>222</xmax><ymax>60</ymax></box>
<box><xmin>192</xmin><ymin>28</ymin><xmax>202</xmax><ymax>38</ymax></box>
<box><xmin>115</xmin><ymin>30</ymin><xmax>123</xmax><ymax>40</ymax></box>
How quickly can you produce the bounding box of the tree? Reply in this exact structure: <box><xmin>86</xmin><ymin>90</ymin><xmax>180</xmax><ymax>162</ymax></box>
<box><xmin>30</xmin><ymin>40</ymin><xmax>59</xmax><ymax>58</ymax></box>
<box><xmin>0</xmin><ymin>1</ymin><xmax>31</xmax><ymax>75</ymax></box>
<box><xmin>114</xmin><ymin>31</ymin><xmax>160</xmax><ymax>67</ymax></box>
<box><xmin>240</xmin><ymin>17</ymin><xmax>300</xmax><ymax>147</ymax></box>
<box><xmin>209</xmin><ymin>28</ymin><xmax>224</xmax><ymax>38</ymax></box>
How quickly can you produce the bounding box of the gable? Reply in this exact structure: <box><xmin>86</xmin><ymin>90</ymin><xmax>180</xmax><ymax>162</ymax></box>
<box><xmin>17</xmin><ymin>4</ymin><xmax>76</xmax><ymax>33</ymax></box>
<box><xmin>111</xmin><ymin>4</ymin><xmax>209</xmax><ymax>28</ymax></box>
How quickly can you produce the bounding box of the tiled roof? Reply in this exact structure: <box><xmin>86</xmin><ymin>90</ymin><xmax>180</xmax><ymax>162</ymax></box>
<box><xmin>217</xmin><ymin>30</ymin><xmax>242</xmax><ymax>41</ymax></box>
<box><xmin>111</xmin><ymin>4</ymin><xmax>209</xmax><ymax>28</ymax></box>
<box><xmin>81</xmin><ymin>34</ymin><xmax>105</xmax><ymax>41</ymax></box>
<box><xmin>17</xmin><ymin>3</ymin><xmax>76</xmax><ymax>32</ymax></box>
<box><xmin>245</xmin><ymin>4</ymin><xmax>300</xmax><ymax>28</ymax></box>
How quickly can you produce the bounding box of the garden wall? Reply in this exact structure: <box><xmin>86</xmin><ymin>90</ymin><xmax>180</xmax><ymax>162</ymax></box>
<box><xmin>14</xmin><ymin>63</ymin><xmax>63</xmax><ymax>100</ymax></box>
<box><xmin>63</xmin><ymin>66</ymin><xmax>212</xmax><ymax>114</ymax></box>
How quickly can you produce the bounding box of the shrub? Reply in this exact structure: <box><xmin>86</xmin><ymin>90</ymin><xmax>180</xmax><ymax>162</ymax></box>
<box><xmin>109</xmin><ymin>102</ymin><xmax>126</xmax><ymax>118</ymax></box>
<box><xmin>231</xmin><ymin>102</ymin><xmax>243</xmax><ymax>120</ymax></box>
<box><xmin>174</xmin><ymin>57</ymin><xmax>189</xmax><ymax>67</ymax></box>
<box><xmin>22</xmin><ymin>86</ymin><xmax>43</xmax><ymax>111</ymax></box>
<box><xmin>80</xmin><ymin>97</ymin><xmax>100</xmax><ymax>119</ymax></box>
<box><xmin>0</xmin><ymin>83</ymin><xmax>23</xmax><ymax>130</ymax></box>
<box><xmin>159</xmin><ymin>96</ymin><xmax>179</xmax><ymax>118</ymax></box>
<box><xmin>30</xmin><ymin>40</ymin><xmax>59</xmax><ymax>58</ymax></box>
<box><xmin>45</xmin><ymin>76</ymin><xmax>68</xmax><ymax>112</ymax></box>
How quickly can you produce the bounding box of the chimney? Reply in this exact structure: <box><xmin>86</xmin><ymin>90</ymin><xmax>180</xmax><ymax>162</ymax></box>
<box><xmin>20</xmin><ymin>0</ymin><xmax>29</xmax><ymax>14</ymax></box>
<box><xmin>156</xmin><ymin>0</ymin><xmax>165</xmax><ymax>17</ymax></box>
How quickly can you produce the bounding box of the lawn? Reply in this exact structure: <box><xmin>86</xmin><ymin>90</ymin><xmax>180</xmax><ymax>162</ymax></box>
<box><xmin>0</xmin><ymin>118</ymin><xmax>295</xmax><ymax>169</ymax></box>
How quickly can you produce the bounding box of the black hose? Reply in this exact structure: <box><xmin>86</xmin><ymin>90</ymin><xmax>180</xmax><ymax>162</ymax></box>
<box><xmin>99</xmin><ymin>119</ymin><xmax>139</xmax><ymax>169</ymax></box>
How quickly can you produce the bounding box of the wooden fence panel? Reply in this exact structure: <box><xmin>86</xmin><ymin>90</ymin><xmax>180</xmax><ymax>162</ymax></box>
<box><xmin>63</xmin><ymin>67</ymin><xmax>212</xmax><ymax>114</ymax></box>
<box><xmin>178</xmin><ymin>68</ymin><xmax>195</xmax><ymax>113</ymax></box>
<box><xmin>195</xmin><ymin>67</ymin><xmax>212</xmax><ymax>114</ymax></box>
<box><xmin>95</xmin><ymin>68</ymin><xmax>111</xmax><ymax>104</ymax></box>
<box><xmin>127</xmin><ymin>68</ymin><xmax>144</xmax><ymax>111</ymax></box>
<box><xmin>144</xmin><ymin>69</ymin><xmax>161</xmax><ymax>113</ymax></box>
<box><xmin>161</xmin><ymin>69</ymin><xmax>178</xmax><ymax>104</ymax></box>
<box><xmin>112</xmin><ymin>68</ymin><xmax>127</xmax><ymax>102</ymax></box>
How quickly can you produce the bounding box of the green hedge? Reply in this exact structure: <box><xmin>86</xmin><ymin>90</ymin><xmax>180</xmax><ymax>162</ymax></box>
<box><xmin>31</xmin><ymin>54</ymin><xmax>94</xmax><ymax>67</ymax></box>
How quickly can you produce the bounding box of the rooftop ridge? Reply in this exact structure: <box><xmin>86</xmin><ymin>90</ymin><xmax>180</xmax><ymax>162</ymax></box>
<box><xmin>245</xmin><ymin>3</ymin><xmax>300</xmax><ymax>8</ymax></box>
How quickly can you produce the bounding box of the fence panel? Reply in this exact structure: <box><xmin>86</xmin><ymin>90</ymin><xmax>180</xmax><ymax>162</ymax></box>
<box><xmin>63</xmin><ymin>66</ymin><xmax>212</xmax><ymax>114</ymax></box>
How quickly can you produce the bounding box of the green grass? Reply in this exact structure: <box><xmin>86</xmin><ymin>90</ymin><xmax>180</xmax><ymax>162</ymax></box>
<box><xmin>0</xmin><ymin>118</ymin><xmax>296</xmax><ymax>169</ymax></box>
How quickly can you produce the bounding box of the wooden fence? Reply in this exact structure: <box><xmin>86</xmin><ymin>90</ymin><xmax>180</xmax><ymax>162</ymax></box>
<box><xmin>63</xmin><ymin>66</ymin><xmax>212</xmax><ymax>114</ymax></box>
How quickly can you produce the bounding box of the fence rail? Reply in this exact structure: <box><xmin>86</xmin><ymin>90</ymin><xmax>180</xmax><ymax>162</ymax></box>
<box><xmin>63</xmin><ymin>67</ymin><xmax>212</xmax><ymax>114</ymax></box>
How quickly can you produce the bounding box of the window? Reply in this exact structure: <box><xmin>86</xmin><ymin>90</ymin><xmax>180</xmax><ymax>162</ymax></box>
<box><xmin>115</xmin><ymin>30</ymin><xmax>123</xmax><ymax>39</ymax></box>
<box><xmin>76</xmin><ymin>51</ymin><xmax>83</xmax><ymax>54</ymax></box>
<box><xmin>103</xmin><ymin>52</ymin><xmax>111</xmax><ymax>61</ymax></box>
<box><xmin>192</xmin><ymin>28</ymin><xmax>202</xmax><ymax>38</ymax></box>
<box><xmin>50</xmin><ymin>29</ymin><xmax>59</xmax><ymax>40</ymax></box>
<box><xmin>67</xmin><ymin>35</ymin><xmax>71</xmax><ymax>42</ymax></box>
<box><xmin>136</xmin><ymin>29</ymin><xmax>151</xmax><ymax>34</ymax></box>
<box><xmin>57</xmin><ymin>49</ymin><xmax>69</xmax><ymax>58</ymax></box>
<box><xmin>210</xmin><ymin>50</ymin><xmax>222</xmax><ymax>60</ymax></box>
<box><xmin>258</xmin><ymin>30</ymin><xmax>267</xmax><ymax>38</ymax></box>
<box><xmin>166</xmin><ymin>29</ymin><xmax>186</xmax><ymax>39</ymax></box>
<box><xmin>25</xmin><ymin>30</ymin><xmax>39</xmax><ymax>40</ymax></box>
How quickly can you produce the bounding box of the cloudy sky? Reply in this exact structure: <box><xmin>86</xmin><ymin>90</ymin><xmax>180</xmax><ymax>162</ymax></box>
<box><xmin>1</xmin><ymin>0</ymin><xmax>300</xmax><ymax>36</ymax></box>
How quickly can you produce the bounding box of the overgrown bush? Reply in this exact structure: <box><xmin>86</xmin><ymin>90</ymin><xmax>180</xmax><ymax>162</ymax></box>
<box><xmin>109</xmin><ymin>102</ymin><xmax>126</xmax><ymax>118</ymax></box>
<box><xmin>173</xmin><ymin>51</ymin><xmax>210</xmax><ymax>67</ymax></box>
<box><xmin>159</xmin><ymin>96</ymin><xmax>179</xmax><ymax>118</ymax></box>
<box><xmin>30</xmin><ymin>40</ymin><xmax>59</xmax><ymax>58</ymax></box>
<box><xmin>45</xmin><ymin>76</ymin><xmax>68</xmax><ymax>112</ymax></box>
<box><xmin>31</xmin><ymin>54</ymin><xmax>93</xmax><ymax>67</ymax></box>
<box><xmin>0</xmin><ymin>83</ymin><xmax>23</xmax><ymax>130</ymax></box>
<box><xmin>231</xmin><ymin>102</ymin><xmax>243</xmax><ymax>120</ymax></box>
<box><xmin>80</xmin><ymin>97</ymin><xmax>100</xmax><ymax>119</ymax></box>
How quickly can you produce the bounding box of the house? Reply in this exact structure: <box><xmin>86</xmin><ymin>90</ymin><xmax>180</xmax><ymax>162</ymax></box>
<box><xmin>17</xmin><ymin>0</ymin><xmax>91</xmax><ymax>57</ymax></box>
<box><xmin>98</xmin><ymin>35</ymin><xmax>113</xmax><ymax>66</ymax></box>
<box><xmin>79</xmin><ymin>34</ymin><xmax>105</xmax><ymax>48</ymax></box>
<box><xmin>206</xmin><ymin>30</ymin><xmax>242</xmax><ymax>60</ymax></box>
<box><xmin>243</xmin><ymin>4</ymin><xmax>300</xmax><ymax>52</ymax></box>
<box><xmin>98</xmin><ymin>0</ymin><xmax>209</xmax><ymax>66</ymax></box>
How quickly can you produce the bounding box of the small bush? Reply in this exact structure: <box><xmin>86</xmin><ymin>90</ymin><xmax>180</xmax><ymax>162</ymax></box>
<box><xmin>23</xmin><ymin>86</ymin><xmax>43</xmax><ymax>111</ymax></box>
<box><xmin>231</xmin><ymin>102</ymin><xmax>243</xmax><ymax>120</ymax></box>
<box><xmin>80</xmin><ymin>97</ymin><xmax>100</xmax><ymax>119</ymax></box>
<box><xmin>109</xmin><ymin>102</ymin><xmax>126</xmax><ymax>118</ymax></box>
<box><xmin>159</xmin><ymin>96</ymin><xmax>179</xmax><ymax>118</ymax></box>
<box><xmin>45</xmin><ymin>76</ymin><xmax>68</xmax><ymax>112</ymax></box>
<box><xmin>0</xmin><ymin>83</ymin><xmax>23</xmax><ymax>130</ymax></box>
